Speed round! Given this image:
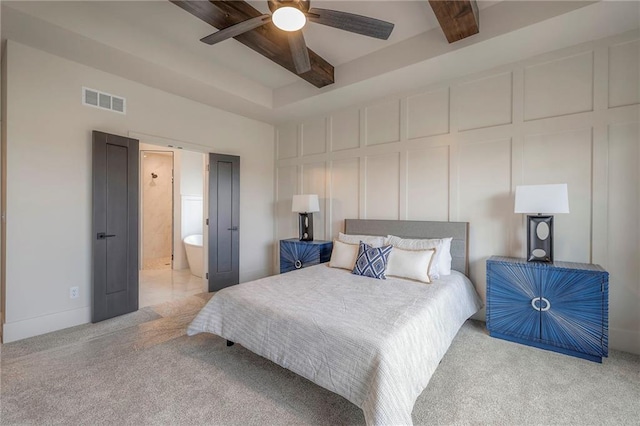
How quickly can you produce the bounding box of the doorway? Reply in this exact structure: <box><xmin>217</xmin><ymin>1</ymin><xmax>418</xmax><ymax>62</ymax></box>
<box><xmin>138</xmin><ymin>143</ymin><xmax>207</xmax><ymax>308</ymax></box>
<box><xmin>140</xmin><ymin>150</ymin><xmax>174</xmax><ymax>271</ymax></box>
<box><xmin>92</xmin><ymin>131</ymin><xmax>210</xmax><ymax>318</ymax></box>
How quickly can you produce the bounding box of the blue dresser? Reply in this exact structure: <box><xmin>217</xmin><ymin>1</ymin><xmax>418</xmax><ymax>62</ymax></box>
<box><xmin>279</xmin><ymin>239</ymin><xmax>333</xmax><ymax>274</ymax></box>
<box><xmin>486</xmin><ymin>256</ymin><xmax>608</xmax><ymax>363</ymax></box>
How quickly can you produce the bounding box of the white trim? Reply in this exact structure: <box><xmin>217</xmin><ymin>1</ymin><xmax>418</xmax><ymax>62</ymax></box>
<box><xmin>2</xmin><ymin>307</ymin><xmax>91</xmax><ymax>343</ymax></box>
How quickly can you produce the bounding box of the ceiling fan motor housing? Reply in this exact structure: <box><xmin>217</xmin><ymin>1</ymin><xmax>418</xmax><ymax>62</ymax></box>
<box><xmin>268</xmin><ymin>0</ymin><xmax>310</xmax><ymax>14</ymax></box>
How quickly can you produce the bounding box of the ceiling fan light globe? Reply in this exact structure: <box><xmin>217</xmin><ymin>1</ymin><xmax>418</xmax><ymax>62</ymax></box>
<box><xmin>272</xmin><ymin>7</ymin><xmax>306</xmax><ymax>31</ymax></box>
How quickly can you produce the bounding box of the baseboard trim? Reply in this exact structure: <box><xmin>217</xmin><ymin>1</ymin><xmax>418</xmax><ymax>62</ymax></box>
<box><xmin>609</xmin><ymin>327</ymin><xmax>640</xmax><ymax>355</ymax></box>
<box><xmin>2</xmin><ymin>307</ymin><xmax>91</xmax><ymax>343</ymax></box>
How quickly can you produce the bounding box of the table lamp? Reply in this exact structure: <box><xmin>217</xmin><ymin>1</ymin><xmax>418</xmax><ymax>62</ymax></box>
<box><xmin>292</xmin><ymin>194</ymin><xmax>319</xmax><ymax>241</ymax></box>
<box><xmin>514</xmin><ymin>184</ymin><xmax>569</xmax><ymax>262</ymax></box>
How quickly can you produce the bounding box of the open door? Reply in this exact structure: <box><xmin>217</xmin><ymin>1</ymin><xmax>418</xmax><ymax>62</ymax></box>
<box><xmin>208</xmin><ymin>153</ymin><xmax>240</xmax><ymax>292</ymax></box>
<box><xmin>92</xmin><ymin>131</ymin><xmax>139</xmax><ymax>322</ymax></box>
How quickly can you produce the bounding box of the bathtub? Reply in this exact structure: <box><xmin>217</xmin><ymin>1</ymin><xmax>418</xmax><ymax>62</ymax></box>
<box><xmin>183</xmin><ymin>234</ymin><xmax>203</xmax><ymax>278</ymax></box>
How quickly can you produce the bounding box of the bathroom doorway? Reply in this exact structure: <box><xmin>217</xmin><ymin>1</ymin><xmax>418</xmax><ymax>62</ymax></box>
<box><xmin>138</xmin><ymin>143</ymin><xmax>207</xmax><ymax>308</ymax></box>
<box><xmin>141</xmin><ymin>150</ymin><xmax>174</xmax><ymax>270</ymax></box>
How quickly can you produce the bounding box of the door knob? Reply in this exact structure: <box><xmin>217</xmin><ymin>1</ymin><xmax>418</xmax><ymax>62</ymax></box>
<box><xmin>97</xmin><ymin>233</ymin><xmax>116</xmax><ymax>240</ymax></box>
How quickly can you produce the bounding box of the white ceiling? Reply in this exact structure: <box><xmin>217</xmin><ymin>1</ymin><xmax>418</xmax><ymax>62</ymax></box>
<box><xmin>4</xmin><ymin>0</ymin><xmax>497</xmax><ymax>89</ymax></box>
<box><xmin>247</xmin><ymin>1</ymin><xmax>444</xmax><ymax>70</ymax></box>
<box><xmin>2</xmin><ymin>1</ymin><xmax>639</xmax><ymax>123</ymax></box>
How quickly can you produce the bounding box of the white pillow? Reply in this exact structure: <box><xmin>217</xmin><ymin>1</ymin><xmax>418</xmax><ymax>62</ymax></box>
<box><xmin>439</xmin><ymin>237</ymin><xmax>453</xmax><ymax>275</ymax></box>
<box><xmin>386</xmin><ymin>247</ymin><xmax>435</xmax><ymax>283</ymax></box>
<box><xmin>338</xmin><ymin>232</ymin><xmax>385</xmax><ymax>248</ymax></box>
<box><xmin>386</xmin><ymin>235</ymin><xmax>447</xmax><ymax>280</ymax></box>
<box><xmin>329</xmin><ymin>240</ymin><xmax>359</xmax><ymax>270</ymax></box>
<box><xmin>386</xmin><ymin>235</ymin><xmax>454</xmax><ymax>277</ymax></box>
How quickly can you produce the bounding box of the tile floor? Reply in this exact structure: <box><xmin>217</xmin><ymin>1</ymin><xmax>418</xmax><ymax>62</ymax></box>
<box><xmin>139</xmin><ymin>268</ymin><xmax>207</xmax><ymax>308</ymax></box>
<box><xmin>142</xmin><ymin>256</ymin><xmax>172</xmax><ymax>270</ymax></box>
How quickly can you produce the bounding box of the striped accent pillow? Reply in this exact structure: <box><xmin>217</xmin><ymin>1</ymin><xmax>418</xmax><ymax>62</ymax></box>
<box><xmin>352</xmin><ymin>241</ymin><xmax>393</xmax><ymax>279</ymax></box>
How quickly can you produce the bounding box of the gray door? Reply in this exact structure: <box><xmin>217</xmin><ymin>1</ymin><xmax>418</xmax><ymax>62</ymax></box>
<box><xmin>208</xmin><ymin>153</ymin><xmax>240</xmax><ymax>292</ymax></box>
<box><xmin>92</xmin><ymin>131</ymin><xmax>139</xmax><ymax>322</ymax></box>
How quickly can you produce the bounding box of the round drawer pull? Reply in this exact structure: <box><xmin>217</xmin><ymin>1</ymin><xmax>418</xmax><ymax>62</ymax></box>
<box><xmin>531</xmin><ymin>297</ymin><xmax>551</xmax><ymax>312</ymax></box>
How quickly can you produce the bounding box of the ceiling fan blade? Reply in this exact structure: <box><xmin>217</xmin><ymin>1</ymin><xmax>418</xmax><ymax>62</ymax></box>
<box><xmin>307</xmin><ymin>8</ymin><xmax>394</xmax><ymax>40</ymax></box>
<box><xmin>288</xmin><ymin>31</ymin><xmax>311</xmax><ymax>74</ymax></box>
<box><xmin>200</xmin><ymin>14</ymin><xmax>272</xmax><ymax>45</ymax></box>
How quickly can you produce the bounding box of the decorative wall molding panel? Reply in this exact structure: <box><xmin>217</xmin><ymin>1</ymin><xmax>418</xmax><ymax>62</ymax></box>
<box><xmin>457</xmin><ymin>72</ymin><xmax>512</xmax><ymax>131</ymax></box>
<box><xmin>407</xmin><ymin>87</ymin><xmax>450</xmax><ymax>139</ymax></box>
<box><xmin>274</xmin><ymin>30</ymin><xmax>640</xmax><ymax>354</ymax></box>
<box><xmin>331</xmin><ymin>108</ymin><xmax>361</xmax><ymax>152</ymax></box>
<box><xmin>301</xmin><ymin>118</ymin><xmax>327</xmax><ymax>157</ymax></box>
<box><xmin>330</xmin><ymin>158</ymin><xmax>360</xmax><ymax>238</ymax></box>
<box><xmin>608</xmin><ymin>40</ymin><xmax>640</xmax><ymax>108</ymax></box>
<box><xmin>365</xmin><ymin>153</ymin><xmax>400</xmax><ymax>220</ymax></box>
<box><xmin>365</xmin><ymin>100</ymin><xmax>402</xmax><ymax>146</ymax></box>
<box><xmin>276</xmin><ymin>124</ymin><xmax>298</xmax><ymax>160</ymax></box>
<box><xmin>406</xmin><ymin>146</ymin><xmax>449</xmax><ymax>221</ymax></box>
<box><xmin>302</xmin><ymin>162</ymin><xmax>327</xmax><ymax>239</ymax></box>
<box><xmin>523</xmin><ymin>51</ymin><xmax>594</xmax><ymax>121</ymax></box>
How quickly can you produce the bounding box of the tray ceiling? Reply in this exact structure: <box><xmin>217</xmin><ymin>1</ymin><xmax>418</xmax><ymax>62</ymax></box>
<box><xmin>2</xmin><ymin>1</ymin><xmax>637</xmax><ymax>123</ymax></box>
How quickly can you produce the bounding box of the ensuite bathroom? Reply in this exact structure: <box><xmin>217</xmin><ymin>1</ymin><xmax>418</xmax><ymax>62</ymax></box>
<box><xmin>139</xmin><ymin>143</ymin><xmax>207</xmax><ymax>307</ymax></box>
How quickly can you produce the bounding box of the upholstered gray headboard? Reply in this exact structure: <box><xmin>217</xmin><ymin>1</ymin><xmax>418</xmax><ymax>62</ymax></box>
<box><xmin>344</xmin><ymin>219</ymin><xmax>469</xmax><ymax>275</ymax></box>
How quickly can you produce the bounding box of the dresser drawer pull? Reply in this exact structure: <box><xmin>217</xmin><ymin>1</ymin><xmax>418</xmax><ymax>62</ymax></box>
<box><xmin>531</xmin><ymin>297</ymin><xmax>551</xmax><ymax>312</ymax></box>
<box><xmin>294</xmin><ymin>260</ymin><xmax>302</xmax><ymax>269</ymax></box>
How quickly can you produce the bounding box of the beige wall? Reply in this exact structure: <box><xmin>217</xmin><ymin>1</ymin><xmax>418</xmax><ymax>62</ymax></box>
<box><xmin>2</xmin><ymin>40</ymin><xmax>275</xmax><ymax>342</ymax></box>
<box><xmin>275</xmin><ymin>31</ymin><xmax>640</xmax><ymax>355</ymax></box>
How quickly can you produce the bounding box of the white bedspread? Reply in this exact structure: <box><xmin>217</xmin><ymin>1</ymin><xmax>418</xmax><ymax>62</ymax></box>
<box><xmin>188</xmin><ymin>264</ymin><xmax>482</xmax><ymax>425</ymax></box>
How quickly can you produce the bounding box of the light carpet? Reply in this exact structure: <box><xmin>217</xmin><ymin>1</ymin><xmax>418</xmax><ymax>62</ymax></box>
<box><xmin>1</xmin><ymin>293</ymin><xmax>639</xmax><ymax>425</ymax></box>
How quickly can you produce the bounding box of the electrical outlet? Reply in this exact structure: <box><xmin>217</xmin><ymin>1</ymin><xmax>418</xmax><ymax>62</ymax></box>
<box><xmin>70</xmin><ymin>286</ymin><xmax>79</xmax><ymax>299</ymax></box>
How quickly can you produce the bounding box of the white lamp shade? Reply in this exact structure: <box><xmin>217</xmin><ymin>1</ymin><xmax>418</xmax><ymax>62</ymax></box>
<box><xmin>292</xmin><ymin>194</ymin><xmax>319</xmax><ymax>213</ymax></box>
<box><xmin>514</xmin><ymin>184</ymin><xmax>570</xmax><ymax>214</ymax></box>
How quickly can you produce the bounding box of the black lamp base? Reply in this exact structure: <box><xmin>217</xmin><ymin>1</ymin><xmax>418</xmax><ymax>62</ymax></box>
<box><xmin>526</xmin><ymin>215</ymin><xmax>554</xmax><ymax>262</ymax></box>
<box><xmin>298</xmin><ymin>213</ymin><xmax>314</xmax><ymax>241</ymax></box>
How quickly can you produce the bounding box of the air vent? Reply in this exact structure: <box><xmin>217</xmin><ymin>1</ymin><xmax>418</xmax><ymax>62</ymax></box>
<box><xmin>82</xmin><ymin>87</ymin><xmax>126</xmax><ymax>114</ymax></box>
<box><xmin>98</xmin><ymin>93</ymin><xmax>111</xmax><ymax>109</ymax></box>
<box><xmin>84</xmin><ymin>89</ymin><xmax>99</xmax><ymax>106</ymax></box>
<box><xmin>112</xmin><ymin>97</ymin><xmax>125</xmax><ymax>113</ymax></box>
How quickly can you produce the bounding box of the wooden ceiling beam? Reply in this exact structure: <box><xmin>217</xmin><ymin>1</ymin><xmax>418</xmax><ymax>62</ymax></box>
<box><xmin>429</xmin><ymin>0</ymin><xmax>479</xmax><ymax>43</ymax></box>
<box><xmin>171</xmin><ymin>0</ymin><xmax>335</xmax><ymax>88</ymax></box>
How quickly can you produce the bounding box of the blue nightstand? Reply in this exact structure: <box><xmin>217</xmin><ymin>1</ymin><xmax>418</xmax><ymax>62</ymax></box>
<box><xmin>279</xmin><ymin>239</ymin><xmax>333</xmax><ymax>274</ymax></box>
<box><xmin>486</xmin><ymin>256</ymin><xmax>609</xmax><ymax>363</ymax></box>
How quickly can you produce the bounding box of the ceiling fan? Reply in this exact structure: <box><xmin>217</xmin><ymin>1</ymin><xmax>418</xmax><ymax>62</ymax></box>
<box><xmin>200</xmin><ymin>0</ymin><xmax>395</xmax><ymax>74</ymax></box>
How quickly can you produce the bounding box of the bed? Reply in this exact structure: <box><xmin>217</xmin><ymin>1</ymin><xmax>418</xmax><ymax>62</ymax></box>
<box><xmin>188</xmin><ymin>220</ymin><xmax>482</xmax><ymax>425</ymax></box>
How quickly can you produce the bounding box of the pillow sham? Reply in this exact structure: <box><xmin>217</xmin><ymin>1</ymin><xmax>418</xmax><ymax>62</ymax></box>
<box><xmin>385</xmin><ymin>235</ymin><xmax>446</xmax><ymax>280</ymax></box>
<box><xmin>386</xmin><ymin>235</ymin><xmax>454</xmax><ymax>277</ymax></box>
<box><xmin>385</xmin><ymin>247</ymin><xmax>435</xmax><ymax>283</ymax></box>
<box><xmin>352</xmin><ymin>242</ymin><xmax>393</xmax><ymax>279</ymax></box>
<box><xmin>329</xmin><ymin>240</ymin><xmax>359</xmax><ymax>270</ymax></box>
<box><xmin>338</xmin><ymin>232</ymin><xmax>385</xmax><ymax>248</ymax></box>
